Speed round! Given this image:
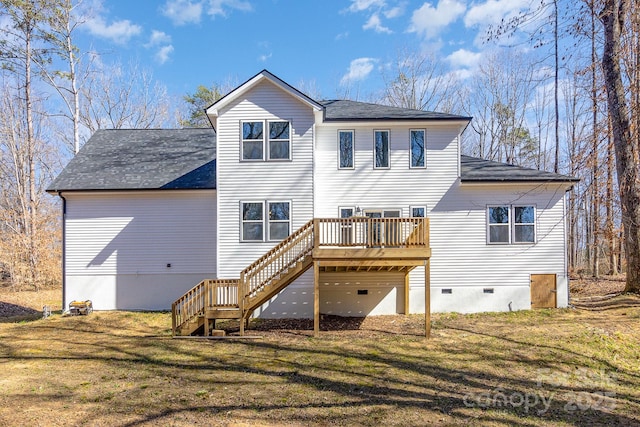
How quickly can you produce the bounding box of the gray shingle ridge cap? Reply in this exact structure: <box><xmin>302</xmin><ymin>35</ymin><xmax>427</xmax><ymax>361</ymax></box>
<box><xmin>319</xmin><ymin>99</ymin><xmax>473</xmax><ymax>121</ymax></box>
<box><xmin>460</xmin><ymin>155</ymin><xmax>580</xmax><ymax>183</ymax></box>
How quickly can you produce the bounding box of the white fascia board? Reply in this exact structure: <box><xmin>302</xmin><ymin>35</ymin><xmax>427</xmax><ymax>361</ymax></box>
<box><xmin>207</xmin><ymin>71</ymin><xmax>323</xmax><ymax>118</ymax></box>
<box><xmin>316</xmin><ymin>119</ymin><xmax>471</xmax><ymax>129</ymax></box>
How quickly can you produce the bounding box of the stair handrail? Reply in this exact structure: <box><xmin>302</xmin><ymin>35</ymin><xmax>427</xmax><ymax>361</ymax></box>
<box><xmin>241</xmin><ymin>219</ymin><xmax>315</xmax><ymax>301</ymax></box>
<box><xmin>172</xmin><ymin>278</ymin><xmax>239</xmax><ymax>334</ymax></box>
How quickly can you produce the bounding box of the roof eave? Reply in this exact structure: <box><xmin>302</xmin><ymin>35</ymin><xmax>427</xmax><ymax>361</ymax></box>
<box><xmin>206</xmin><ymin>69</ymin><xmax>323</xmax><ymax>118</ymax></box>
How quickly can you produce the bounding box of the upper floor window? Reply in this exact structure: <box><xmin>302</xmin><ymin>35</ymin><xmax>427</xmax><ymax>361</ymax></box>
<box><xmin>487</xmin><ymin>205</ymin><xmax>535</xmax><ymax>244</ymax></box>
<box><xmin>374</xmin><ymin>130</ymin><xmax>389</xmax><ymax>168</ymax></box>
<box><xmin>268</xmin><ymin>121</ymin><xmax>290</xmax><ymax>160</ymax></box>
<box><xmin>242</xmin><ymin>122</ymin><xmax>264</xmax><ymax>160</ymax></box>
<box><xmin>338</xmin><ymin>130</ymin><xmax>354</xmax><ymax>169</ymax></box>
<box><xmin>410</xmin><ymin>129</ymin><xmax>426</xmax><ymax>168</ymax></box>
<box><xmin>241</xmin><ymin>120</ymin><xmax>291</xmax><ymax>161</ymax></box>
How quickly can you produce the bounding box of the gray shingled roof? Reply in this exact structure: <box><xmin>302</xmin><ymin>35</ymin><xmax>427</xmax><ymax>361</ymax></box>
<box><xmin>460</xmin><ymin>155</ymin><xmax>579</xmax><ymax>183</ymax></box>
<box><xmin>321</xmin><ymin>99</ymin><xmax>471</xmax><ymax>121</ymax></box>
<box><xmin>47</xmin><ymin>129</ymin><xmax>216</xmax><ymax>192</ymax></box>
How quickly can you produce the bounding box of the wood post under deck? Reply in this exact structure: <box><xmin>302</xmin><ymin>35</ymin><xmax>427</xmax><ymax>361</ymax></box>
<box><xmin>172</xmin><ymin>217</ymin><xmax>431</xmax><ymax>338</ymax></box>
<box><xmin>425</xmin><ymin>259</ymin><xmax>431</xmax><ymax>338</ymax></box>
<box><xmin>314</xmin><ymin>261</ymin><xmax>320</xmax><ymax>337</ymax></box>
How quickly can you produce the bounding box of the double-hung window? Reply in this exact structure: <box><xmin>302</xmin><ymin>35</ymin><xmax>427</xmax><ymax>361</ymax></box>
<box><xmin>410</xmin><ymin>129</ymin><xmax>426</xmax><ymax>168</ymax></box>
<box><xmin>514</xmin><ymin>206</ymin><xmax>535</xmax><ymax>243</ymax></box>
<box><xmin>487</xmin><ymin>205</ymin><xmax>535</xmax><ymax>244</ymax></box>
<box><xmin>241</xmin><ymin>202</ymin><xmax>264</xmax><ymax>241</ymax></box>
<box><xmin>338</xmin><ymin>130</ymin><xmax>354</xmax><ymax>169</ymax></box>
<box><xmin>374</xmin><ymin>130</ymin><xmax>390</xmax><ymax>168</ymax></box>
<box><xmin>242</xmin><ymin>122</ymin><xmax>264</xmax><ymax>160</ymax></box>
<box><xmin>241</xmin><ymin>120</ymin><xmax>291</xmax><ymax>161</ymax></box>
<box><xmin>241</xmin><ymin>201</ymin><xmax>291</xmax><ymax>242</ymax></box>
<box><xmin>268</xmin><ymin>201</ymin><xmax>290</xmax><ymax>240</ymax></box>
<box><xmin>268</xmin><ymin>121</ymin><xmax>290</xmax><ymax>160</ymax></box>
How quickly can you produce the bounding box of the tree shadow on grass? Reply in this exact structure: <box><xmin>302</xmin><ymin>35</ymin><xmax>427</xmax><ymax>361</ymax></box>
<box><xmin>0</xmin><ymin>301</ymin><xmax>41</xmax><ymax>323</ymax></box>
<box><xmin>3</xmin><ymin>314</ymin><xmax>640</xmax><ymax>426</ymax></box>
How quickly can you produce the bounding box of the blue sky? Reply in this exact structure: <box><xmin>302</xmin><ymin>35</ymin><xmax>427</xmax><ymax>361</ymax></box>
<box><xmin>75</xmin><ymin>0</ymin><xmax>533</xmax><ymax>100</ymax></box>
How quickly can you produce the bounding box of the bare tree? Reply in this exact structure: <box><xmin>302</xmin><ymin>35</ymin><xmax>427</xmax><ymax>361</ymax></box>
<box><xmin>463</xmin><ymin>50</ymin><xmax>540</xmax><ymax>167</ymax></box>
<box><xmin>0</xmin><ymin>0</ymin><xmax>54</xmax><ymax>288</ymax></box>
<box><xmin>80</xmin><ymin>60</ymin><xmax>172</xmax><ymax>132</ymax></box>
<box><xmin>380</xmin><ymin>48</ymin><xmax>460</xmax><ymax>113</ymax></box>
<box><xmin>598</xmin><ymin>0</ymin><xmax>640</xmax><ymax>293</ymax></box>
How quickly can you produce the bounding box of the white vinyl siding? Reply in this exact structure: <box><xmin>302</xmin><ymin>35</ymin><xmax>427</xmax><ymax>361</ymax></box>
<box><xmin>423</xmin><ymin>184</ymin><xmax>568</xmax><ymax>312</ymax></box>
<box><xmin>63</xmin><ymin>190</ymin><xmax>217</xmax><ymax>310</ymax></box>
<box><xmin>216</xmin><ymin>79</ymin><xmax>314</xmax><ymax>277</ymax></box>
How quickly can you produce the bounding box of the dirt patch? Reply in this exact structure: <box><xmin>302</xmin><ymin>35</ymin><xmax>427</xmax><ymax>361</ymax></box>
<box><xmin>570</xmin><ymin>275</ymin><xmax>626</xmax><ymax>297</ymax></box>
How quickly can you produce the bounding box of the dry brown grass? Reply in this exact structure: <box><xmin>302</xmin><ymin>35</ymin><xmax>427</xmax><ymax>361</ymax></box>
<box><xmin>1</xmin><ymin>283</ymin><xmax>639</xmax><ymax>426</ymax></box>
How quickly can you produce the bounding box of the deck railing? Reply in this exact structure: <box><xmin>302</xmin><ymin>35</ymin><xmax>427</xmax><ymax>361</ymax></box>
<box><xmin>315</xmin><ymin>217</ymin><xmax>429</xmax><ymax>248</ymax></box>
<box><xmin>171</xmin><ymin>278</ymin><xmax>239</xmax><ymax>334</ymax></box>
<box><xmin>173</xmin><ymin>217</ymin><xmax>429</xmax><ymax>334</ymax></box>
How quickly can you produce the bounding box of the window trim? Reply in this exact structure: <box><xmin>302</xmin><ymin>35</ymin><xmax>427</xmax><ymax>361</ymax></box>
<box><xmin>373</xmin><ymin>129</ymin><xmax>390</xmax><ymax>169</ymax></box>
<box><xmin>410</xmin><ymin>205</ymin><xmax>427</xmax><ymax>218</ymax></box>
<box><xmin>240</xmin><ymin>119</ymin><xmax>292</xmax><ymax>162</ymax></box>
<box><xmin>513</xmin><ymin>205</ymin><xmax>536</xmax><ymax>244</ymax></box>
<box><xmin>240</xmin><ymin>200</ymin><xmax>265</xmax><ymax>242</ymax></box>
<box><xmin>267</xmin><ymin>120</ymin><xmax>292</xmax><ymax>161</ymax></box>
<box><xmin>338</xmin><ymin>130</ymin><xmax>355</xmax><ymax>170</ymax></box>
<box><xmin>486</xmin><ymin>205</ymin><xmax>537</xmax><ymax>245</ymax></box>
<box><xmin>339</xmin><ymin>206</ymin><xmax>356</xmax><ymax>218</ymax></box>
<box><xmin>240</xmin><ymin>121</ymin><xmax>265</xmax><ymax>162</ymax></box>
<box><xmin>267</xmin><ymin>200</ymin><xmax>291</xmax><ymax>241</ymax></box>
<box><xmin>409</xmin><ymin>129</ymin><xmax>426</xmax><ymax>169</ymax></box>
<box><xmin>240</xmin><ymin>200</ymin><xmax>292</xmax><ymax>242</ymax></box>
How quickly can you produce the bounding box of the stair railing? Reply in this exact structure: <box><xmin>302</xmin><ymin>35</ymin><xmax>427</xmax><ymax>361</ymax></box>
<box><xmin>240</xmin><ymin>219</ymin><xmax>315</xmax><ymax>303</ymax></box>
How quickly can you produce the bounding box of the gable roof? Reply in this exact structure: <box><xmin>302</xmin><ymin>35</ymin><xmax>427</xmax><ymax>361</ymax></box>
<box><xmin>460</xmin><ymin>155</ymin><xmax>579</xmax><ymax>183</ymax></box>
<box><xmin>321</xmin><ymin>99</ymin><xmax>471</xmax><ymax>122</ymax></box>
<box><xmin>46</xmin><ymin>128</ymin><xmax>216</xmax><ymax>192</ymax></box>
<box><xmin>206</xmin><ymin>69</ymin><xmax>324</xmax><ymax>117</ymax></box>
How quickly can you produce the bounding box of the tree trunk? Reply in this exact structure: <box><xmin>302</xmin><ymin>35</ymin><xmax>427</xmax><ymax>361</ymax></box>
<box><xmin>600</xmin><ymin>0</ymin><xmax>640</xmax><ymax>293</ymax></box>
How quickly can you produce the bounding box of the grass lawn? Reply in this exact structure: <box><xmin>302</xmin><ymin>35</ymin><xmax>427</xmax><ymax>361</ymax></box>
<box><xmin>0</xmin><ymin>287</ymin><xmax>639</xmax><ymax>426</ymax></box>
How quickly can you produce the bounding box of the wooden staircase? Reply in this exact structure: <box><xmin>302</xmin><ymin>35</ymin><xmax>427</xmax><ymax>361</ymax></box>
<box><xmin>171</xmin><ymin>217</ymin><xmax>430</xmax><ymax>336</ymax></box>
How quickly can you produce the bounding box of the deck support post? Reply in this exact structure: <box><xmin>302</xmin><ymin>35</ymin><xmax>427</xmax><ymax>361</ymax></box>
<box><xmin>425</xmin><ymin>259</ymin><xmax>431</xmax><ymax>338</ymax></box>
<box><xmin>404</xmin><ymin>272</ymin><xmax>410</xmax><ymax>315</ymax></box>
<box><xmin>314</xmin><ymin>260</ymin><xmax>320</xmax><ymax>337</ymax></box>
<box><xmin>239</xmin><ymin>273</ymin><xmax>245</xmax><ymax>336</ymax></box>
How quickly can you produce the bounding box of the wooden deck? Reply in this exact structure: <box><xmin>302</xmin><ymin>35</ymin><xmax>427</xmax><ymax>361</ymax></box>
<box><xmin>172</xmin><ymin>217</ymin><xmax>431</xmax><ymax>337</ymax></box>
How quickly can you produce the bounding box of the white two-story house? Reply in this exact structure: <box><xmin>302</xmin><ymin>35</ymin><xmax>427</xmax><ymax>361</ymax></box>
<box><xmin>47</xmin><ymin>70</ymin><xmax>577</xmax><ymax>335</ymax></box>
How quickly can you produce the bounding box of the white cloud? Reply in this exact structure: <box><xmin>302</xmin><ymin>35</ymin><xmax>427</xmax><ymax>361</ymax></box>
<box><xmin>155</xmin><ymin>45</ymin><xmax>174</xmax><ymax>64</ymax></box>
<box><xmin>446</xmin><ymin>48</ymin><xmax>482</xmax><ymax>69</ymax></box>
<box><xmin>347</xmin><ymin>0</ymin><xmax>386</xmax><ymax>13</ymax></box>
<box><xmin>464</xmin><ymin>0</ymin><xmax>529</xmax><ymax>27</ymax></box>
<box><xmin>363</xmin><ymin>14</ymin><xmax>392</xmax><ymax>34</ymax></box>
<box><xmin>408</xmin><ymin>0</ymin><xmax>466</xmax><ymax>40</ymax></box>
<box><xmin>161</xmin><ymin>0</ymin><xmax>203</xmax><ymax>25</ymax></box>
<box><xmin>335</xmin><ymin>31</ymin><xmax>349</xmax><ymax>40</ymax></box>
<box><xmin>207</xmin><ymin>0</ymin><xmax>253</xmax><ymax>18</ymax></box>
<box><xmin>341</xmin><ymin>57</ymin><xmax>377</xmax><ymax>86</ymax></box>
<box><xmin>85</xmin><ymin>16</ymin><xmax>142</xmax><ymax>44</ymax></box>
<box><xmin>146</xmin><ymin>30</ymin><xmax>172</xmax><ymax>47</ymax></box>
<box><xmin>384</xmin><ymin>5</ymin><xmax>404</xmax><ymax>18</ymax></box>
